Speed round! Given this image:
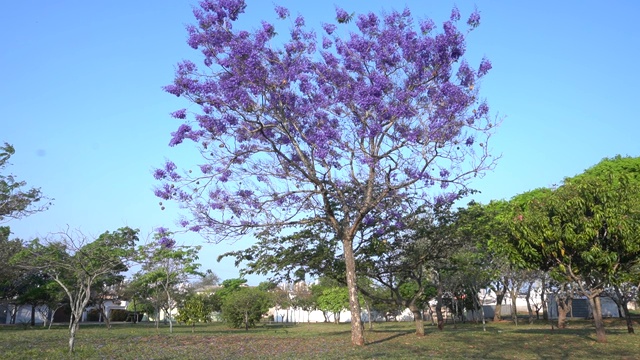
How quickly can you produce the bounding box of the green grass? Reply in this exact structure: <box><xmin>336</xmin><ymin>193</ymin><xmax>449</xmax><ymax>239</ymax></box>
<box><xmin>1</xmin><ymin>318</ymin><xmax>639</xmax><ymax>359</ymax></box>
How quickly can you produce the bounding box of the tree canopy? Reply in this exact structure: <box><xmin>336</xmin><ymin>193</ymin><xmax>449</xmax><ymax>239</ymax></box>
<box><xmin>157</xmin><ymin>0</ymin><xmax>496</xmax><ymax>345</ymax></box>
<box><xmin>0</xmin><ymin>143</ymin><xmax>50</xmax><ymax>222</ymax></box>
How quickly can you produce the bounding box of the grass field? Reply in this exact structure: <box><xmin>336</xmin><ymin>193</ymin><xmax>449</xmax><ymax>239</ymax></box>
<box><xmin>1</xmin><ymin>318</ymin><xmax>639</xmax><ymax>359</ymax></box>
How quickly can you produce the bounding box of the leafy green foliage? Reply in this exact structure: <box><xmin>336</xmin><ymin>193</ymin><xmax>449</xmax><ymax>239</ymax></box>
<box><xmin>10</xmin><ymin>227</ymin><xmax>138</xmax><ymax>352</ymax></box>
<box><xmin>220</xmin><ymin>287</ymin><xmax>272</xmax><ymax>329</ymax></box>
<box><xmin>0</xmin><ymin>143</ymin><xmax>50</xmax><ymax>221</ymax></box>
<box><xmin>132</xmin><ymin>237</ymin><xmax>203</xmax><ymax>333</ymax></box>
<box><xmin>176</xmin><ymin>293</ymin><xmax>216</xmax><ymax>330</ymax></box>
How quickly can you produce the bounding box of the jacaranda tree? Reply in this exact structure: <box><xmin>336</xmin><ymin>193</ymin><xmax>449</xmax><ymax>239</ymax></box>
<box><xmin>157</xmin><ymin>0</ymin><xmax>497</xmax><ymax>345</ymax></box>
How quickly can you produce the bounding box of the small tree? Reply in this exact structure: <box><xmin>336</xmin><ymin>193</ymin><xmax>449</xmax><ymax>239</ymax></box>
<box><xmin>11</xmin><ymin>227</ymin><xmax>138</xmax><ymax>353</ymax></box>
<box><xmin>220</xmin><ymin>287</ymin><xmax>272</xmax><ymax>330</ymax></box>
<box><xmin>511</xmin><ymin>164</ymin><xmax>640</xmax><ymax>343</ymax></box>
<box><xmin>176</xmin><ymin>293</ymin><xmax>214</xmax><ymax>332</ymax></box>
<box><xmin>0</xmin><ymin>143</ymin><xmax>50</xmax><ymax>222</ymax></box>
<box><xmin>317</xmin><ymin>286</ymin><xmax>350</xmax><ymax>324</ymax></box>
<box><xmin>133</xmin><ymin>228</ymin><xmax>203</xmax><ymax>333</ymax></box>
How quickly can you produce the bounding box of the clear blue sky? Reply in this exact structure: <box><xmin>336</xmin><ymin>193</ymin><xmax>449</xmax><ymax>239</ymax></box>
<box><xmin>2</xmin><ymin>1</ymin><xmax>639</xmax><ymax>284</ymax></box>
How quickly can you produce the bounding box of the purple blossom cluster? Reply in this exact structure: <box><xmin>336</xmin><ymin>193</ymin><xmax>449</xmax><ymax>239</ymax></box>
<box><xmin>156</xmin><ymin>227</ymin><xmax>176</xmax><ymax>248</ymax></box>
<box><xmin>154</xmin><ymin>0</ymin><xmax>495</xmax><ymax>239</ymax></box>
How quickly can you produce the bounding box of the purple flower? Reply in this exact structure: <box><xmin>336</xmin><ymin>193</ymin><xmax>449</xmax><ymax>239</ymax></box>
<box><xmin>465</xmin><ymin>136</ymin><xmax>474</xmax><ymax>146</ymax></box>
<box><xmin>200</xmin><ymin>164</ymin><xmax>213</xmax><ymax>174</ymax></box>
<box><xmin>467</xmin><ymin>10</ymin><xmax>481</xmax><ymax>28</ymax></box>
<box><xmin>171</xmin><ymin>109</ymin><xmax>187</xmax><ymax>119</ymax></box>
<box><xmin>450</xmin><ymin>6</ymin><xmax>461</xmax><ymax>21</ymax></box>
<box><xmin>478</xmin><ymin>57</ymin><xmax>492</xmax><ymax>76</ymax></box>
<box><xmin>419</xmin><ymin>19</ymin><xmax>435</xmax><ymax>34</ymax></box>
<box><xmin>274</xmin><ymin>5</ymin><xmax>289</xmax><ymax>19</ymax></box>
<box><xmin>322</xmin><ymin>23</ymin><xmax>337</xmax><ymax>35</ymax></box>
<box><xmin>156</xmin><ymin>226</ymin><xmax>169</xmax><ymax>235</ymax></box>
<box><xmin>153</xmin><ymin>169</ymin><xmax>166</xmax><ymax>180</ymax></box>
<box><xmin>159</xmin><ymin>236</ymin><xmax>176</xmax><ymax>249</ymax></box>
<box><xmin>335</xmin><ymin>7</ymin><xmax>351</xmax><ymax>24</ymax></box>
<box><xmin>169</xmin><ymin>124</ymin><xmax>192</xmax><ymax>147</ymax></box>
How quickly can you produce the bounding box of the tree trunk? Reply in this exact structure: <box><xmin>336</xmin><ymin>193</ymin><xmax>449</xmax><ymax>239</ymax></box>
<box><xmin>588</xmin><ymin>296</ymin><xmax>607</xmax><ymax>343</ymax></box>
<box><xmin>494</xmin><ymin>291</ymin><xmax>505</xmax><ymax>322</ymax></box>
<box><xmin>99</xmin><ymin>304</ymin><xmax>111</xmax><ymax>329</ymax></box>
<box><xmin>510</xmin><ymin>292</ymin><xmax>518</xmax><ymax>326</ymax></box>
<box><xmin>365</xmin><ymin>299</ymin><xmax>373</xmax><ymax>330</ymax></box>
<box><xmin>409</xmin><ymin>304</ymin><xmax>425</xmax><ymax>337</ymax></box>
<box><xmin>10</xmin><ymin>304</ymin><xmax>17</xmax><ymax>324</ymax></box>
<box><xmin>620</xmin><ymin>300</ymin><xmax>634</xmax><ymax>334</ymax></box>
<box><xmin>541</xmin><ymin>281</ymin><xmax>548</xmax><ymax>321</ymax></box>
<box><xmin>342</xmin><ymin>238</ymin><xmax>364</xmax><ymax>346</ymax></box>
<box><xmin>556</xmin><ymin>296</ymin><xmax>571</xmax><ymax>329</ymax></box>
<box><xmin>68</xmin><ymin>314</ymin><xmax>81</xmax><ymax>353</ymax></box>
<box><xmin>525</xmin><ymin>282</ymin><xmax>534</xmax><ymax>324</ymax></box>
<box><xmin>133</xmin><ymin>297</ymin><xmax>138</xmax><ymax>324</ymax></box>
<box><xmin>435</xmin><ymin>283</ymin><xmax>444</xmax><ymax>330</ymax></box>
<box><xmin>31</xmin><ymin>304</ymin><xmax>36</xmax><ymax>326</ymax></box>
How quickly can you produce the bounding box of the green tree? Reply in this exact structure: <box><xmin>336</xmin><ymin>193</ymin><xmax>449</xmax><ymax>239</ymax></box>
<box><xmin>220</xmin><ymin>287</ymin><xmax>272</xmax><ymax>330</ymax></box>
<box><xmin>317</xmin><ymin>286</ymin><xmax>350</xmax><ymax>324</ymax></box>
<box><xmin>0</xmin><ymin>143</ymin><xmax>50</xmax><ymax>221</ymax></box>
<box><xmin>133</xmin><ymin>229</ymin><xmax>203</xmax><ymax>334</ymax></box>
<box><xmin>176</xmin><ymin>293</ymin><xmax>215</xmax><ymax>332</ymax></box>
<box><xmin>511</xmin><ymin>163</ymin><xmax>640</xmax><ymax>343</ymax></box>
<box><xmin>11</xmin><ymin>227</ymin><xmax>138</xmax><ymax>353</ymax></box>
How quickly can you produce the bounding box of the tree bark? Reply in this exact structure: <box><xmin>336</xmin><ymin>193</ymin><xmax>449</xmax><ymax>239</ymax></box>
<box><xmin>620</xmin><ymin>300</ymin><xmax>634</xmax><ymax>334</ymax></box>
<box><xmin>588</xmin><ymin>296</ymin><xmax>607</xmax><ymax>343</ymax></box>
<box><xmin>525</xmin><ymin>282</ymin><xmax>534</xmax><ymax>324</ymax></box>
<box><xmin>409</xmin><ymin>304</ymin><xmax>425</xmax><ymax>336</ymax></box>
<box><xmin>435</xmin><ymin>283</ymin><xmax>445</xmax><ymax>330</ymax></box>
<box><xmin>68</xmin><ymin>313</ymin><xmax>81</xmax><ymax>353</ymax></box>
<box><xmin>510</xmin><ymin>292</ymin><xmax>518</xmax><ymax>326</ymax></box>
<box><xmin>494</xmin><ymin>289</ymin><xmax>506</xmax><ymax>322</ymax></box>
<box><xmin>541</xmin><ymin>280</ymin><xmax>548</xmax><ymax>321</ymax></box>
<box><xmin>556</xmin><ymin>296</ymin><xmax>571</xmax><ymax>329</ymax></box>
<box><xmin>30</xmin><ymin>304</ymin><xmax>36</xmax><ymax>326</ymax></box>
<box><xmin>342</xmin><ymin>238</ymin><xmax>365</xmax><ymax>346</ymax></box>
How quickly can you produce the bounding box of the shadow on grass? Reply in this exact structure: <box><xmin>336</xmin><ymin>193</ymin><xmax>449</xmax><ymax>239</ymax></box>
<box><xmin>366</xmin><ymin>330</ymin><xmax>413</xmax><ymax>345</ymax></box>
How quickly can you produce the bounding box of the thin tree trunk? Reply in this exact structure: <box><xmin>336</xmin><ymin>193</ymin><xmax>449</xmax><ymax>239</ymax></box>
<box><xmin>494</xmin><ymin>291</ymin><xmax>505</xmax><ymax>322</ymax></box>
<box><xmin>557</xmin><ymin>296</ymin><xmax>571</xmax><ymax>329</ymax></box>
<box><xmin>510</xmin><ymin>292</ymin><xmax>518</xmax><ymax>326</ymax></box>
<box><xmin>525</xmin><ymin>282</ymin><xmax>534</xmax><ymax>324</ymax></box>
<box><xmin>342</xmin><ymin>238</ymin><xmax>364</xmax><ymax>346</ymax></box>
<box><xmin>68</xmin><ymin>314</ymin><xmax>81</xmax><ymax>353</ymax></box>
<box><xmin>541</xmin><ymin>280</ymin><xmax>548</xmax><ymax>320</ymax></box>
<box><xmin>409</xmin><ymin>304</ymin><xmax>425</xmax><ymax>336</ymax></box>
<box><xmin>30</xmin><ymin>304</ymin><xmax>36</xmax><ymax>326</ymax></box>
<box><xmin>365</xmin><ymin>299</ymin><xmax>373</xmax><ymax>330</ymax></box>
<box><xmin>613</xmin><ymin>285</ymin><xmax>634</xmax><ymax>334</ymax></box>
<box><xmin>620</xmin><ymin>301</ymin><xmax>635</xmax><ymax>334</ymax></box>
<box><xmin>435</xmin><ymin>283</ymin><xmax>444</xmax><ymax>330</ymax></box>
<box><xmin>588</xmin><ymin>296</ymin><xmax>607</xmax><ymax>343</ymax></box>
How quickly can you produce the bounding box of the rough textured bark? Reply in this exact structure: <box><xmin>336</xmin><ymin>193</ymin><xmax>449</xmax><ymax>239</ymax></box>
<box><xmin>556</xmin><ymin>296</ymin><xmax>571</xmax><ymax>329</ymax></box>
<box><xmin>68</xmin><ymin>314</ymin><xmax>81</xmax><ymax>353</ymax></box>
<box><xmin>494</xmin><ymin>285</ymin><xmax>506</xmax><ymax>322</ymax></box>
<box><xmin>343</xmin><ymin>238</ymin><xmax>364</xmax><ymax>346</ymax></box>
<box><xmin>510</xmin><ymin>291</ymin><xmax>518</xmax><ymax>326</ymax></box>
<box><xmin>409</xmin><ymin>304</ymin><xmax>425</xmax><ymax>337</ymax></box>
<box><xmin>541</xmin><ymin>284</ymin><xmax>548</xmax><ymax>321</ymax></box>
<box><xmin>589</xmin><ymin>296</ymin><xmax>607</xmax><ymax>343</ymax></box>
<box><xmin>620</xmin><ymin>301</ymin><xmax>634</xmax><ymax>334</ymax></box>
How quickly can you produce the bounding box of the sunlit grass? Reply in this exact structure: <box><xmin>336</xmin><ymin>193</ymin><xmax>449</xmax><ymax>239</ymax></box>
<box><xmin>1</xmin><ymin>317</ymin><xmax>638</xmax><ymax>359</ymax></box>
